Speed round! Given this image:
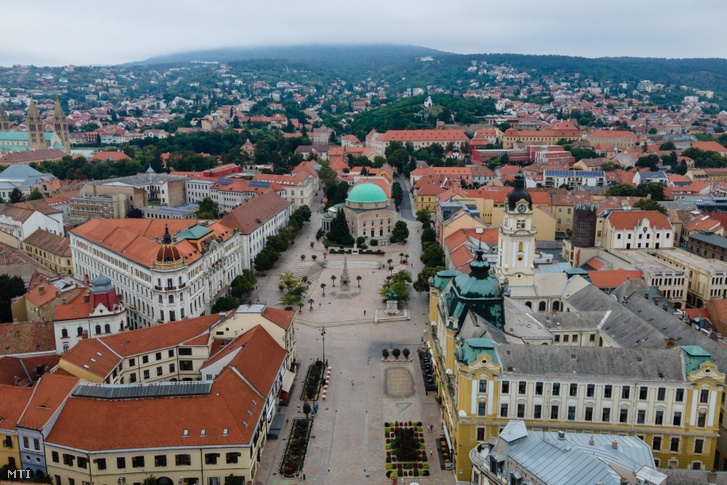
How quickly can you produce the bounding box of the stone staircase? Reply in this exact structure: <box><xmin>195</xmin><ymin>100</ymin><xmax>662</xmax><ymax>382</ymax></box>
<box><xmin>294</xmin><ymin>261</ymin><xmax>324</xmax><ymax>284</ymax></box>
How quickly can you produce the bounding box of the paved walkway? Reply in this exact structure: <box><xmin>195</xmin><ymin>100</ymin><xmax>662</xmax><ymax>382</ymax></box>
<box><xmin>252</xmin><ymin>192</ymin><xmax>452</xmax><ymax>484</ymax></box>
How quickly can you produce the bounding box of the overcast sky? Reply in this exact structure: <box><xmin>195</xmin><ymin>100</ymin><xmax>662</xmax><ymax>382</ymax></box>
<box><xmin>2</xmin><ymin>0</ymin><xmax>724</xmax><ymax>66</ymax></box>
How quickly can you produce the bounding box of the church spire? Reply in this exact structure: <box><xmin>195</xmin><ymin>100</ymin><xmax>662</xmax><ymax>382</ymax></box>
<box><xmin>26</xmin><ymin>100</ymin><xmax>45</xmax><ymax>150</ymax></box>
<box><xmin>53</xmin><ymin>100</ymin><xmax>70</xmax><ymax>152</ymax></box>
<box><xmin>0</xmin><ymin>104</ymin><xmax>9</xmax><ymax>131</ymax></box>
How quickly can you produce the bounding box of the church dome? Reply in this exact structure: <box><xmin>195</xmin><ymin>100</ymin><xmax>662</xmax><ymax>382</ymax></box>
<box><xmin>451</xmin><ymin>249</ymin><xmax>501</xmax><ymax>299</ymax></box>
<box><xmin>506</xmin><ymin>172</ymin><xmax>532</xmax><ymax>211</ymax></box>
<box><xmin>156</xmin><ymin>224</ymin><xmax>182</xmax><ymax>263</ymax></box>
<box><xmin>346</xmin><ymin>182</ymin><xmax>387</xmax><ymax>204</ymax></box>
<box><xmin>90</xmin><ymin>274</ymin><xmax>113</xmax><ymax>294</ymax></box>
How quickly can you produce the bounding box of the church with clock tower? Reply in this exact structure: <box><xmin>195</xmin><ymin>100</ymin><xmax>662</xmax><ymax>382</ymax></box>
<box><xmin>497</xmin><ymin>172</ymin><xmax>537</xmax><ymax>287</ymax></box>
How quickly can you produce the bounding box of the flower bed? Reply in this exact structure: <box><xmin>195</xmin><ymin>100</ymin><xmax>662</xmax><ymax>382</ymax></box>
<box><xmin>280</xmin><ymin>418</ymin><xmax>313</xmax><ymax>478</ymax></box>
<box><xmin>383</xmin><ymin>421</ymin><xmax>430</xmax><ymax>478</ymax></box>
<box><xmin>300</xmin><ymin>360</ymin><xmax>325</xmax><ymax>401</ymax></box>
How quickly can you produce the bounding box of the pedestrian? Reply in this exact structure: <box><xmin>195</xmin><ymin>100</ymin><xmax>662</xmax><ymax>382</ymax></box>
<box><xmin>430</xmin><ymin>450</ymin><xmax>433</xmax><ymax>457</ymax></box>
<box><xmin>351</xmin><ymin>379</ymin><xmax>354</xmax><ymax>386</ymax></box>
<box><xmin>363</xmin><ymin>310</ymin><xmax>366</xmax><ymax>316</ymax></box>
<box><xmin>302</xmin><ymin>473</ymin><xmax>306</xmax><ymax>480</ymax></box>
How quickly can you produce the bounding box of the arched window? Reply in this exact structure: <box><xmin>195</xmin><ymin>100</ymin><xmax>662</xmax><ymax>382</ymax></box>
<box><xmin>169</xmin><ymin>295</ymin><xmax>174</xmax><ymax>303</ymax></box>
<box><xmin>553</xmin><ymin>301</ymin><xmax>561</xmax><ymax>311</ymax></box>
<box><xmin>105</xmin><ymin>324</ymin><xmax>111</xmax><ymax>333</ymax></box>
<box><xmin>525</xmin><ymin>301</ymin><xmax>532</xmax><ymax>309</ymax></box>
<box><xmin>95</xmin><ymin>325</ymin><xmax>101</xmax><ymax>335</ymax></box>
<box><xmin>539</xmin><ymin>301</ymin><xmax>547</xmax><ymax>312</ymax></box>
<box><xmin>518</xmin><ymin>242</ymin><xmax>524</xmax><ymax>252</ymax></box>
<box><xmin>77</xmin><ymin>327</ymin><xmax>83</xmax><ymax>337</ymax></box>
<box><xmin>61</xmin><ymin>328</ymin><xmax>68</xmax><ymax>338</ymax></box>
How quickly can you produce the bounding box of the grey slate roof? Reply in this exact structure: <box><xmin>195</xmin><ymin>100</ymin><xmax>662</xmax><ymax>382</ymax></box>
<box><xmin>496</xmin><ymin>345</ymin><xmax>685</xmax><ymax>381</ymax></box>
<box><xmin>663</xmin><ymin>469</ymin><xmax>727</xmax><ymax>485</ymax></box>
<box><xmin>530</xmin><ymin>311</ymin><xmax>609</xmax><ymax>331</ymax></box>
<box><xmin>565</xmin><ymin>284</ymin><xmax>667</xmax><ymax>348</ymax></box>
<box><xmin>689</xmin><ymin>231</ymin><xmax>727</xmax><ymax>250</ymax></box>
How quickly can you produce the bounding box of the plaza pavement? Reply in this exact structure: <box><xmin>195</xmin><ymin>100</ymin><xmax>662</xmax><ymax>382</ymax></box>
<box><xmin>251</xmin><ymin>193</ymin><xmax>454</xmax><ymax>484</ymax></box>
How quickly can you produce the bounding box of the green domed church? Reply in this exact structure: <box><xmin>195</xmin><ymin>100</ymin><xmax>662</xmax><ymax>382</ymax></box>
<box><xmin>341</xmin><ymin>181</ymin><xmax>397</xmax><ymax>240</ymax></box>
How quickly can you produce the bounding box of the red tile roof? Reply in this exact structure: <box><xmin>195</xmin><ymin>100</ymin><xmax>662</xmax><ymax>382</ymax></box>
<box><xmin>262</xmin><ymin>307</ymin><xmax>294</xmax><ymax>330</ymax></box>
<box><xmin>587</xmin><ymin>269</ymin><xmax>643</xmax><ymax>288</ymax></box>
<box><xmin>378</xmin><ymin>129</ymin><xmax>468</xmax><ymax>142</ymax></box>
<box><xmin>17</xmin><ymin>373</ymin><xmax>78</xmax><ymax>430</ymax></box>
<box><xmin>0</xmin><ymin>385</ymin><xmax>33</xmax><ymax>432</ymax></box>
<box><xmin>45</xmin><ymin>367</ymin><xmax>262</xmax><ymax>451</ymax></box>
<box><xmin>0</xmin><ymin>321</ymin><xmax>56</xmax><ymax>354</ymax></box>
<box><xmin>606</xmin><ymin>210</ymin><xmax>672</xmax><ymax>231</ymax></box>
<box><xmin>220</xmin><ymin>191</ymin><xmax>291</xmax><ymax>235</ymax></box>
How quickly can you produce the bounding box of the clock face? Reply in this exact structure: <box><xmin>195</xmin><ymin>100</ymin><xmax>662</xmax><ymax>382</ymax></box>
<box><xmin>517</xmin><ymin>203</ymin><xmax>527</xmax><ymax>213</ymax></box>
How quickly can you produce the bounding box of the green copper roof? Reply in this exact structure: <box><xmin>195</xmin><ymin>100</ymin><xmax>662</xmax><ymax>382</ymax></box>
<box><xmin>682</xmin><ymin>346</ymin><xmax>712</xmax><ymax>375</ymax></box>
<box><xmin>346</xmin><ymin>182</ymin><xmax>387</xmax><ymax>204</ymax></box>
<box><xmin>174</xmin><ymin>224</ymin><xmax>213</xmax><ymax>240</ymax></box>
<box><xmin>457</xmin><ymin>338</ymin><xmax>498</xmax><ymax>365</ymax></box>
<box><xmin>432</xmin><ymin>270</ymin><xmax>460</xmax><ymax>291</ymax></box>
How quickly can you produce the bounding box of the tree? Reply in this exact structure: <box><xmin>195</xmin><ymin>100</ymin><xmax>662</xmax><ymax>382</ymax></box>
<box><xmin>421</xmin><ymin>226</ymin><xmax>437</xmax><ymax>244</ymax></box>
<box><xmin>649</xmin><ymin>127</ymin><xmax>658</xmax><ymax>134</ymax></box>
<box><xmin>421</xmin><ymin>244</ymin><xmax>445</xmax><ymax>267</ymax></box>
<box><xmin>380</xmin><ymin>270</ymin><xmax>412</xmax><ymax>302</ymax></box>
<box><xmin>635</xmin><ymin>154</ymin><xmax>660</xmax><ymax>171</ymax></box>
<box><xmin>320</xmin><ymin>283</ymin><xmax>326</xmax><ymax>296</ymax></box>
<box><xmin>331</xmin><ymin>275</ymin><xmax>336</xmax><ymax>287</ymax></box>
<box><xmin>224</xmin><ymin>475</ymin><xmax>245</xmax><ymax>485</ymax></box>
<box><xmin>356</xmin><ymin>275</ymin><xmax>362</xmax><ymax>288</ymax></box>
<box><xmin>27</xmin><ymin>190</ymin><xmax>44</xmax><ymax>200</ymax></box>
<box><xmin>142</xmin><ymin>476</ymin><xmax>157</xmax><ymax>485</ymax></box>
<box><xmin>231</xmin><ymin>270</ymin><xmax>256</xmax><ymax>299</ymax></box>
<box><xmin>392</xmin><ymin>182</ymin><xmax>403</xmax><ymax>208</ymax></box>
<box><xmin>390</xmin><ymin>221</ymin><xmax>409</xmax><ymax>243</ymax></box>
<box><xmin>8</xmin><ymin>188</ymin><xmax>24</xmax><ymax>203</ymax></box>
<box><xmin>196</xmin><ymin>197</ymin><xmax>219</xmax><ymax>219</ymax></box>
<box><xmin>327</xmin><ymin>209</ymin><xmax>353</xmax><ymax>245</ymax></box>
<box><xmin>413</xmin><ymin>266</ymin><xmax>445</xmax><ymax>292</ymax></box>
<box><xmin>0</xmin><ymin>274</ymin><xmax>26</xmax><ymax>322</ymax></box>
<box><xmin>254</xmin><ymin>249</ymin><xmax>277</xmax><ymax>272</ymax></box>
<box><xmin>126</xmin><ymin>208</ymin><xmax>143</xmax><ymax>218</ymax></box>
<box><xmin>212</xmin><ymin>295</ymin><xmax>240</xmax><ymax>313</ymax></box>
<box><xmin>633</xmin><ymin>198</ymin><xmax>667</xmax><ymax>215</ymax></box>
<box><xmin>605</xmin><ymin>183</ymin><xmax>640</xmax><ymax>197</ymax></box>
<box><xmin>415</xmin><ymin>208</ymin><xmax>431</xmax><ymax>223</ymax></box>
<box><xmin>303</xmin><ymin>402</ymin><xmax>312</xmax><ymax>420</ymax></box>
<box><xmin>660</xmin><ymin>141</ymin><xmax>676</xmax><ymax>151</ymax></box>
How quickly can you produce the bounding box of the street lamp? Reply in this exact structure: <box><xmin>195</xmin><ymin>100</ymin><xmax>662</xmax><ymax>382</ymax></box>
<box><xmin>321</xmin><ymin>328</ymin><xmax>326</xmax><ymax>365</ymax></box>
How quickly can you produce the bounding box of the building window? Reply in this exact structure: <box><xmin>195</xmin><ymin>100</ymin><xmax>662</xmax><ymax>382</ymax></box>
<box><xmin>552</xmin><ymin>383</ymin><xmax>560</xmax><ymax>396</ymax></box>
<box><xmin>500</xmin><ymin>404</ymin><xmax>509</xmax><ymax>417</ymax></box>
<box><xmin>204</xmin><ymin>453</ymin><xmax>219</xmax><ymax>465</ymax></box>
<box><xmin>698</xmin><ymin>413</ymin><xmax>707</xmax><ymax>428</ymax></box>
<box><xmin>655</xmin><ymin>410</ymin><xmax>664</xmax><ymax>425</ymax></box>
<box><xmin>619</xmin><ymin>409</ymin><xmax>628</xmax><ymax>423</ymax></box>
<box><xmin>501</xmin><ymin>381</ymin><xmax>509</xmax><ymax>394</ymax></box>
<box><xmin>117</xmin><ymin>457</ymin><xmax>126</xmax><ymax>469</ymax></box>
<box><xmin>179</xmin><ymin>348</ymin><xmax>192</xmax><ymax>356</ymax></box>
<box><xmin>700</xmin><ymin>389</ymin><xmax>709</xmax><ymax>403</ymax></box>
<box><xmin>518</xmin><ymin>381</ymin><xmax>526</xmax><ymax>395</ymax></box>
<box><xmin>143</xmin><ymin>370</ymin><xmax>150</xmax><ymax>380</ymax></box>
<box><xmin>550</xmin><ymin>405</ymin><xmax>559</xmax><ymax>420</ymax></box>
<box><xmin>569</xmin><ymin>383</ymin><xmax>578</xmax><ymax>397</ymax></box>
<box><xmin>673</xmin><ymin>412</ymin><xmax>682</xmax><ymax>426</ymax></box>
<box><xmin>142</xmin><ymin>355</ymin><xmax>149</xmax><ymax>364</ymax></box>
<box><xmin>535</xmin><ymin>382</ymin><xmax>543</xmax><ymax>395</ymax></box>
<box><xmin>169</xmin><ymin>363</ymin><xmax>175</xmax><ymax>373</ymax></box>
<box><xmin>670</xmin><ymin>437</ymin><xmax>680</xmax><ymax>453</ymax></box>
<box><xmin>586</xmin><ymin>384</ymin><xmax>595</xmax><ymax>397</ymax></box>
<box><xmin>584</xmin><ymin>407</ymin><xmax>593</xmax><ymax>421</ymax></box>
<box><xmin>695</xmin><ymin>439</ymin><xmax>704</xmax><ymax>454</ymax></box>
<box><xmin>168</xmin><ymin>349</ymin><xmax>175</xmax><ymax>358</ymax></box>
<box><xmin>132</xmin><ymin>456</ymin><xmax>144</xmax><ymax>468</ymax></box>
<box><xmin>226</xmin><ymin>453</ymin><xmax>240</xmax><ymax>464</ymax></box>
<box><xmin>636</xmin><ymin>410</ymin><xmax>645</xmax><ymax>424</ymax></box>
<box><xmin>478</xmin><ymin>402</ymin><xmax>486</xmax><ymax>417</ymax></box>
<box><xmin>621</xmin><ymin>386</ymin><xmax>630</xmax><ymax>399</ymax></box>
<box><xmin>604</xmin><ymin>385</ymin><xmax>612</xmax><ymax>399</ymax></box>
<box><xmin>129</xmin><ymin>358</ymin><xmax>136</xmax><ymax>366</ymax></box>
<box><xmin>567</xmin><ymin>406</ymin><xmax>576</xmax><ymax>421</ymax></box>
<box><xmin>175</xmin><ymin>454</ymin><xmax>191</xmax><ymax>466</ymax></box>
<box><xmin>155</xmin><ymin>455</ymin><xmax>167</xmax><ymax>467</ymax></box>
<box><xmin>157</xmin><ymin>366</ymin><xmax>163</xmax><ymax>376</ymax></box>
<box><xmin>675</xmin><ymin>388</ymin><xmax>684</xmax><ymax>402</ymax></box>
<box><xmin>51</xmin><ymin>451</ymin><xmax>59</xmax><ymax>463</ymax></box>
<box><xmin>602</xmin><ymin>408</ymin><xmax>611</xmax><ymax>423</ymax></box>
<box><xmin>517</xmin><ymin>404</ymin><xmax>525</xmax><ymax>418</ymax></box>
<box><xmin>180</xmin><ymin>360</ymin><xmax>193</xmax><ymax>371</ymax></box>
<box><xmin>534</xmin><ymin>404</ymin><xmax>542</xmax><ymax>419</ymax></box>
<box><xmin>653</xmin><ymin>437</ymin><xmax>662</xmax><ymax>451</ymax></box>
<box><xmin>63</xmin><ymin>454</ymin><xmax>75</xmax><ymax>466</ymax></box>
<box><xmin>479</xmin><ymin>379</ymin><xmax>488</xmax><ymax>393</ymax></box>
<box><xmin>78</xmin><ymin>457</ymin><xmax>88</xmax><ymax>469</ymax></box>
<box><xmin>130</xmin><ymin>373</ymin><xmax>137</xmax><ymax>383</ymax></box>
<box><xmin>96</xmin><ymin>458</ymin><xmax>106</xmax><ymax>470</ymax></box>
<box><xmin>657</xmin><ymin>387</ymin><xmax>666</xmax><ymax>401</ymax></box>
<box><xmin>639</xmin><ymin>386</ymin><xmax>648</xmax><ymax>400</ymax></box>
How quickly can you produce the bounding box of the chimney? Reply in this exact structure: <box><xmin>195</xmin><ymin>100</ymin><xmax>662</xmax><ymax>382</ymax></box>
<box><xmin>708</xmin><ymin>470</ymin><xmax>718</xmax><ymax>484</ymax></box>
<box><xmin>612</xmin><ymin>440</ymin><xmax>618</xmax><ymax>450</ymax></box>
<box><xmin>557</xmin><ymin>430</ymin><xmax>565</xmax><ymax>440</ymax></box>
<box><xmin>619</xmin><ymin>479</ymin><xmax>628</xmax><ymax>484</ymax></box>
<box><xmin>588</xmin><ymin>436</ymin><xmax>595</xmax><ymax>446</ymax></box>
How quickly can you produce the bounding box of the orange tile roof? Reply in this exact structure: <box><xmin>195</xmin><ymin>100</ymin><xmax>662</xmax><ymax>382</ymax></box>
<box><xmin>693</xmin><ymin>141</ymin><xmax>727</xmax><ymax>153</ymax></box>
<box><xmin>46</xmin><ymin>367</ymin><xmax>262</xmax><ymax>451</ymax></box>
<box><xmin>606</xmin><ymin>210</ymin><xmax>672</xmax><ymax>230</ymax></box>
<box><xmin>685</xmin><ymin>217</ymin><xmax>721</xmax><ymax>232</ymax></box>
<box><xmin>417</xmin><ymin>183</ymin><xmax>446</xmax><ymax>197</ymax></box>
<box><xmin>17</xmin><ymin>373</ymin><xmax>79</xmax><ymax>430</ymax></box>
<box><xmin>262</xmin><ymin>307</ymin><xmax>294</xmax><ymax>330</ymax></box>
<box><xmin>0</xmin><ymin>385</ymin><xmax>33</xmax><ymax>432</ymax></box>
<box><xmin>220</xmin><ymin>191</ymin><xmax>291</xmax><ymax>235</ymax></box>
<box><xmin>0</xmin><ymin>321</ymin><xmax>56</xmax><ymax>354</ymax></box>
<box><xmin>587</xmin><ymin>269</ymin><xmax>643</xmax><ymax>288</ymax></box>
<box><xmin>588</xmin><ymin>130</ymin><xmax>636</xmax><ymax>139</ymax></box>
<box><xmin>378</xmin><ymin>129</ymin><xmax>468</xmax><ymax>142</ymax></box>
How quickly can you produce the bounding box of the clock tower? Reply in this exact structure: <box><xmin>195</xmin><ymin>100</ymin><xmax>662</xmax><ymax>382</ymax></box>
<box><xmin>497</xmin><ymin>173</ymin><xmax>537</xmax><ymax>287</ymax></box>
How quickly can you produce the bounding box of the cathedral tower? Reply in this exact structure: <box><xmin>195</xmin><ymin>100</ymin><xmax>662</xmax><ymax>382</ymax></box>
<box><xmin>27</xmin><ymin>100</ymin><xmax>45</xmax><ymax>150</ymax></box>
<box><xmin>497</xmin><ymin>173</ymin><xmax>537</xmax><ymax>287</ymax></box>
<box><xmin>0</xmin><ymin>104</ymin><xmax>9</xmax><ymax>131</ymax></box>
<box><xmin>53</xmin><ymin>101</ymin><xmax>70</xmax><ymax>152</ymax></box>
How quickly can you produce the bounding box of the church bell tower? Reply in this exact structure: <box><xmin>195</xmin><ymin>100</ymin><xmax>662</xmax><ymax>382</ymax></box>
<box><xmin>27</xmin><ymin>100</ymin><xmax>45</xmax><ymax>150</ymax></box>
<box><xmin>497</xmin><ymin>173</ymin><xmax>537</xmax><ymax>287</ymax></box>
<box><xmin>53</xmin><ymin>101</ymin><xmax>70</xmax><ymax>152</ymax></box>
